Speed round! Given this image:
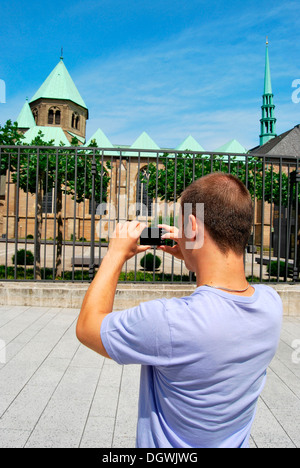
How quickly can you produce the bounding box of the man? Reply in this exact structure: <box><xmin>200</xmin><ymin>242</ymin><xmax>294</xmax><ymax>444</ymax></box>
<box><xmin>76</xmin><ymin>172</ymin><xmax>282</xmax><ymax>448</ymax></box>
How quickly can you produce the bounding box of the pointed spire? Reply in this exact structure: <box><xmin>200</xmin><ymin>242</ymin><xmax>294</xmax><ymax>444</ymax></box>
<box><xmin>259</xmin><ymin>39</ymin><xmax>277</xmax><ymax>146</ymax></box>
<box><xmin>264</xmin><ymin>38</ymin><xmax>272</xmax><ymax>95</ymax></box>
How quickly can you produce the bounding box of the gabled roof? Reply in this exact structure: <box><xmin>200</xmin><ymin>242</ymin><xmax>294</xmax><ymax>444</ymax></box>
<box><xmin>215</xmin><ymin>139</ymin><xmax>247</xmax><ymax>154</ymax></box>
<box><xmin>23</xmin><ymin>126</ymin><xmax>70</xmax><ymax>146</ymax></box>
<box><xmin>251</xmin><ymin>125</ymin><xmax>300</xmax><ymax>158</ymax></box>
<box><xmin>29</xmin><ymin>59</ymin><xmax>87</xmax><ymax>110</ymax></box>
<box><xmin>16</xmin><ymin>99</ymin><xmax>36</xmax><ymax>129</ymax></box>
<box><xmin>176</xmin><ymin>135</ymin><xmax>205</xmax><ymax>152</ymax></box>
<box><xmin>85</xmin><ymin>128</ymin><xmax>114</xmax><ymax>148</ymax></box>
<box><xmin>125</xmin><ymin>131</ymin><xmax>160</xmax><ymax>157</ymax></box>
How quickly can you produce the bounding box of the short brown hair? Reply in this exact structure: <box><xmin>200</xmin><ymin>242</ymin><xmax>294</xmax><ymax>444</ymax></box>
<box><xmin>180</xmin><ymin>172</ymin><xmax>253</xmax><ymax>255</ymax></box>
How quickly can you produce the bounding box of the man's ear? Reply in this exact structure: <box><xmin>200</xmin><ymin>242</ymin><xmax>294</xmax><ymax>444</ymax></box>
<box><xmin>185</xmin><ymin>214</ymin><xmax>205</xmax><ymax>250</ymax></box>
<box><xmin>184</xmin><ymin>213</ymin><xmax>197</xmax><ymax>240</ymax></box>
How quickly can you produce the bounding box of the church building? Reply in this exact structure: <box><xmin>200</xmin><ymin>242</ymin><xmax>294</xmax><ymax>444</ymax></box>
<box><xmin>7</xmin><ymin>42</ymin><xmax>297</xmax><ymax>254</ymax></box>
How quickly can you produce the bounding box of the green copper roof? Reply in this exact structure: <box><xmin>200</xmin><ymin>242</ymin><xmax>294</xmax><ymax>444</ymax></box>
<box><xmin>67</xmin><ymin>131</ymin><xmax>85</xmax><ymax>144</ymax></box>
<box><xmin>125</xmin><ymin>131</ymin><xmax>160</xmax><ymax>157</ymax></box>
<box><xmin>215</xmin><ymin>139</ymin><xmax>247</xmax><ymax>154</ymax></box>
<box><xmin>23</xmin><ymin>126</ymin><xmax>70</xmax><ymax>146</ymax></box>
<box><xmin>16</xmin><ymin>99</ymin><xmax>36</xmax><ymax>129</ymax></box>
<box><xmin>30</xmin><ymin>59</ymin><xmax>87</xmax><ymax>110</ymax></box>
<box><xmin>176</xmin><ymin>135</ymin><xmax>205</xmax><ymax>152</ymax></box>
<box><xmin>264</xmin><ymin>43</ymin><xmax>273</xmax><ymax>95</ymax></box>
<box><xmin>85</xmin><ymin>128</ymin><xmax>114</xmax><ymax>147</ymax></box>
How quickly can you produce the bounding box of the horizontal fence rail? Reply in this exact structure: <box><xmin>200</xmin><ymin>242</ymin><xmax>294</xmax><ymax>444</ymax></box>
<box><xmin>0</xmin><ymin>145</ymin><xmax>299</xmax><ymax>284</ymax></box>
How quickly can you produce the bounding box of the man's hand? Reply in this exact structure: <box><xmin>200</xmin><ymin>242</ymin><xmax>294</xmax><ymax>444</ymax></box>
<box><xmin>157</xmin><ymin>224</ymin><xmax>185</xmax><ymax>261</ymax></box>
<box><xmin>108</xmin><ymin>220</ymin><xmax>151</xmax><ymax>264</ymax></box>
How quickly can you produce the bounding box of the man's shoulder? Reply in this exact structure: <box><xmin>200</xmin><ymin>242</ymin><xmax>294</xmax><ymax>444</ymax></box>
<box><xmin>254</xmin><ymin>284</ymin><xmax>283</xmax><ymax>304</ymax></box>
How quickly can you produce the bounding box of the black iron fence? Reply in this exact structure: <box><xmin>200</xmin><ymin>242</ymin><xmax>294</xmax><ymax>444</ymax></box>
<box><xmin>0</xmin><ymin>145</ymin><xmax>299</xmax><ymax>283</ymax></box>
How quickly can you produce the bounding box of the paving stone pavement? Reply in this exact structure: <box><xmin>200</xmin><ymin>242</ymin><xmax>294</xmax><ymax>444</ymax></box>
<box><xmin>0</xmin><ymin>305</ymin><xmax>299</xmax><ymax>448</ymax></box>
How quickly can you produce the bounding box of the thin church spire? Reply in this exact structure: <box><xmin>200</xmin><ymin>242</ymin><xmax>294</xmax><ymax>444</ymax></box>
<box><xmin>259</xmin><ymin>39</ymin><xmax>277</xmax><ymax>146</ymax></box>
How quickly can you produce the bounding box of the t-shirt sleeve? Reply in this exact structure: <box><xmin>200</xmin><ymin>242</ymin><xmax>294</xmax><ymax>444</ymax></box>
<box><xmin>100</xmin><ymin>298</ymin><xmax>173</xmax><ymax>366</ymax></box>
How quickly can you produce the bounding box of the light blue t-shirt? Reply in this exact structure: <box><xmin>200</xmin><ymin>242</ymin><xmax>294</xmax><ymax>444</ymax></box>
<box><xmin>101</xmin><ymin>284</ymin><xmax>282</xmax><ymax>448</ymax></box>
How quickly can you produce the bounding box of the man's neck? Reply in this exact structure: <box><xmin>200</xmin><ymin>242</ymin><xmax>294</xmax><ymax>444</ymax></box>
<box><xmin>194</xmin><ymin>247</ymin><xmax>252</xmax><ymax>295</ymax></box>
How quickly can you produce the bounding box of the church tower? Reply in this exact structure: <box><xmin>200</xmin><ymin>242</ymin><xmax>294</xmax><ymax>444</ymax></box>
<box><xmin>28</xmin><ymin>56</ymin><xmax>88</xmax><ymax>144</ymax></box>
<box><xmin>259</xmin><ymin>39</ymin><xmax>277</xmax><ymax>146</ymax></box>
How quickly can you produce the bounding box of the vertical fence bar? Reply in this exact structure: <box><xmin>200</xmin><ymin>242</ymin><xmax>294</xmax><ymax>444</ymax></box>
<box><xmin>4</xmin><ymin>152</ymin><xmax>11</xmax><ymax>280</ymax></box>
<box><xmin>89</xmin><ymin>149</ymin><xmax>96</xmax><ymax>282</ymax></box>
<box><xmin>117</xmin><ymin>151</ymin><xmax>122</xmax><ymax>222</ymax></box>
<box><xmin>134</xmin><ymin>152</ymin><xmax>141</xmax><ymax>282</ymax></box>
<box><xmin>81</xmin><ymin>152</ymin><xmax>87</xmax><ymax>282</ymax></box>
<box><xmin>251</xmin><ymin>161</ymin><xmax>257</xmax><ymax>283</ymax></box>
<box><xmin>171</xmin><ymin>152</ymin><xmax>178</xmax><ymax>282</ymax></box>
<box><xmin>62</xmin><ymin>152</ymin><xmax>68</xmax><ymax>280</ymax></box>
<box><xmin>23</xmin><ymin>152</ymin><xmax>30</xmax><ymax>280</ymax></box>
<box><xmin>52</xmin><ymin>148</ymin><xmax>59</xmax><ymax>281</ymax></box>
<box><xmin>284</xmin><ymin>165</ymin><xmax>291</xmax><ymax>281</ymax></box>
<box><xmin>152</xmin><ymin>151</ymin><xmax>159</xmax><ymax>282</ymax></box>
<box><xmin>244</xmin><ymin>154</ymin><xmax>251</xmax><ymax>279</ymax></box>
<box><xmin>43</xmin><ymin>153</ymin><xmax>49</xmax><ymax>280</ymax></box>
<box><xmin>33</xmin><ymin>148</ymin><xmax>40</xmax><ymax>281</ymax></box>
<box><xmin>98</xmin><ymin>149</ymin><xmax>105</xmax><ymax>273</ymax></box>
<box><xmin>288</xmin><ymin>169</ymin><xmax>295</xmax><ymax>282</ymax></box>
<box><xmin>107</xmin><ymin>151</ymin><xmax>114</xmax><ymax>256</ymax></box>
<box><xmin>161</xmin><ymin>153</ymin><xmax>168</xmax><ymax>282</ymax></box>
<box><xmin>293</xmin><ymin>165</ymin><xmax>299</xmax><ymax>281</ymax></box>
<box><xmin>13</xmin><ymin>148</ymin><xmax>21</xmax><ymax>280</ymax></box>
<box><xmin>277</xmin><ymin>158</ymin><xmax>283</xmax><ymax>282</ymax></box>
<box><xmin>268</xmin><ymin>163</ymin><xmax>274</xmax><ymax>282</ymax></box>
<box><xmin>259</xmin><ymin>157</ymin><xmax>266</xmax><ymax>282</ymax></box>
<box><xmin>71</xmin><ymin>148</ymin><xmax>78</xmax><ymax>282</ymax></box>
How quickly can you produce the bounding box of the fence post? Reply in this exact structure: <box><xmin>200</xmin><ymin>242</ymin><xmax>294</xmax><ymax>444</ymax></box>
<box><xmin>295</xmin><ymin>169</ymin><xmax>299</xmax><ymax>282</ymax></box>
<box><xmin>89</xmin><ymin>152</ymin><xmax>96</xmax><ymax>282</ymax></box>
<box><xmin>290</xmin><ymin>169</ymin><xmax>300</xmax><ymax>281</ymax></box>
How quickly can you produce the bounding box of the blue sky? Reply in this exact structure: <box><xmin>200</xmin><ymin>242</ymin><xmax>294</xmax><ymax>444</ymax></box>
<box><xmin>1</xmin><ymin>0</ymin><xmax>300</xmax><ymax>150</ymax></box>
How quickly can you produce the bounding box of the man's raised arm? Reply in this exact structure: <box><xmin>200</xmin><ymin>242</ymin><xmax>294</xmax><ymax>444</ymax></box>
<box><xmin>76</xmin><ymin>221</ymin><xmax>150</xmax><ymax>357</ymax></box>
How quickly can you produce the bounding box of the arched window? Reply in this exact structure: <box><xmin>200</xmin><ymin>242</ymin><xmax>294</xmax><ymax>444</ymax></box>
<box><xmin>72</xmin><ymin>112</ymin><xmax>80</xmax><ymax>129</ymax></box>
<box><xmin>48</xmin><ymin>107</ymin><xmax>61</xmax><ymax>125</ymax></box>
<box><xmin>55</xmin><ymin>109</ymin><xmax>61</xmax><ymax>125</ymax></box>
<box><xmin>48</xmin><ymin>109</ymin><xmax>54</xmax><ymax>125</ymax></box>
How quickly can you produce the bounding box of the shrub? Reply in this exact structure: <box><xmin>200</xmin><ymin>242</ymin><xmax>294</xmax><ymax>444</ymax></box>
<box><xmin>266</xmin><ymin>260</ymin><xmax>294</xmax><ymax>279</ymax></box>
<box><xmin>266</xmin><ymin>260</ymin><xmax>289</xmax><ymax>278</ymax></box>
<box><xmin>140</xmin><ymin>253</ymin><xmax>161</xmax><ymax>271</ymax></box>
<box><xmin>12</xmin><ymin>249</ymin><xmax>34</xmax><ymax>266</ymax></box>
